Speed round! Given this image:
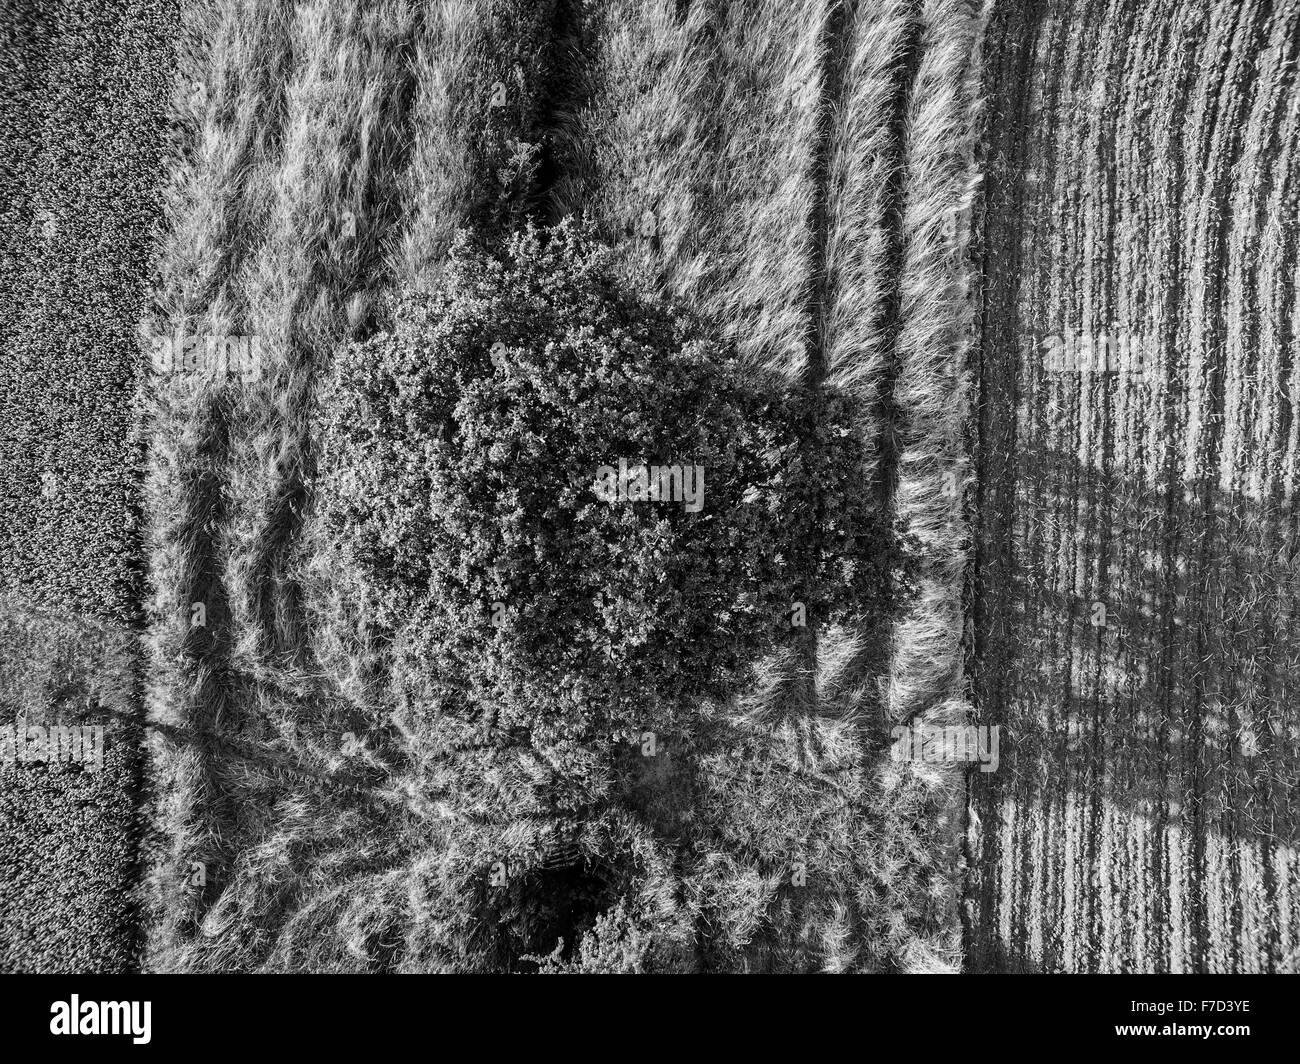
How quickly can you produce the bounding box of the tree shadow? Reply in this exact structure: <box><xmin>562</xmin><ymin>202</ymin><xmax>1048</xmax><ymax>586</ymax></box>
<box><xmin>966</xmin><ymin>438</ymin><xmax>1300</xmax><ymax>973</ymax></box>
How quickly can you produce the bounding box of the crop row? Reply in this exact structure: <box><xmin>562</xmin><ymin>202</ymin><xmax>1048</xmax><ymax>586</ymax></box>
<box><xmin>967</xmin><ymin>0</ymin><xmax>1300</xmax><ymax>973</ymax></box>
<box><xmin>0</xmin><ymin>0</ymin><xmax>176</xmax><ymax>973</ymax></box>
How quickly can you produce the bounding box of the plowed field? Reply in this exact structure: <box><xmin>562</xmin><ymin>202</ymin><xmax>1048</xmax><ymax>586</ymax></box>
<box><xmin>966</xmin><ymin>0</ymin><xmax>1300</xmax><ymax>973</ymax></box>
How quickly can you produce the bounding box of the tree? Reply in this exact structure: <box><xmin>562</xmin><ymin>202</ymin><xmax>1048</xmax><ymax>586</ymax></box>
<box><xmin>312</xmin><ymin>219</ymin><xmax>902</xmax><ymax>968</ymax></box>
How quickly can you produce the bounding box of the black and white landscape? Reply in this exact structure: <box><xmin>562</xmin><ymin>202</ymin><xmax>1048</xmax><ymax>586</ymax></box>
<box><xmin>1</xmin><ymin>0</ymin><xmax>1298</xmax><ymax>979</ymax></box>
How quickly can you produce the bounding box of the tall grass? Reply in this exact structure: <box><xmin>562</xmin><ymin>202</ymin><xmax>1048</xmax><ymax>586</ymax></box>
<box><xmin>392</xmin><ymin>0</ymin><xmax>571</xmax><ymax>289</ymax></box>
<box><xmin>887</xmin><ymin>0</ymin><xmax>982</xmax><ymax>732</ymax></box>
<box><xmin>143</xmin><ymin>0</ymin><xmax>297</xmax><ymax>969</ymax></box>
<box><xmin>816</xmin><ymin>0</ymin><xmax>917</xmax><ymax>732</ymax></box>
<box><xmin>558</xmin><ymin>0</ymin><xmax>828</xmax><ymax>384</ymax></box>
<box><xmin>145</xmin><ymin>0</ymin><xmax>425</xmax><ymax>971</ymax></box>
<box><xmin>880</xmin><ymin>0</ymin><xmax>988</xmax><ymax>970</ymax></box>
<box><xmin>222</xmin><ymin>0</ymin><xmax>417</xmax><ymax>681</ymax></box>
